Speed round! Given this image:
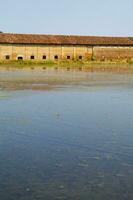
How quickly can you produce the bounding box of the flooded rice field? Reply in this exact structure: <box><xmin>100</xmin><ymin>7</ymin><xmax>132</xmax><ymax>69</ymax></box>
<box><xmin>0</xmin><ymin>69</ymin><xmax>133</xmax><ymax>200</ymax></box>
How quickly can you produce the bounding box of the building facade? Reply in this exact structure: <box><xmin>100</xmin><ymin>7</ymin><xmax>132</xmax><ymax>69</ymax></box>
<box><xmin>0</xmin><ymin>33</ymin><xmax>133</xmax><ymax>61</ymax></box>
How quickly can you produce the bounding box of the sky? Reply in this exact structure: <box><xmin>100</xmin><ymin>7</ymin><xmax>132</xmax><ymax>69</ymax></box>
<box><xmin>1</xmin><ymin>0</ymin><xmax>133</xmax><ymax>36</ymax></box>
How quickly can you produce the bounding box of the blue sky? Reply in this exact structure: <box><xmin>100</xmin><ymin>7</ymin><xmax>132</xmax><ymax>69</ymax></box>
<box><xmin>1</xmin><ymin>0</ymin><xmax>133</xmax><ymax>36</ymax></box>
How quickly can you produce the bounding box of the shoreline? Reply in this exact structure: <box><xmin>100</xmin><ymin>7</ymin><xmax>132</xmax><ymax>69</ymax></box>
<box><xmin>1</xmin><ymin>61</ymin><xmax>133</xmax><ymax>73</ymax></box>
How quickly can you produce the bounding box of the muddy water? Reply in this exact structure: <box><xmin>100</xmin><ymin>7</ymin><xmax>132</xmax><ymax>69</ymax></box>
<box><xmin>0</xmin><ymin>69</ymin><xmax>133</xmax><ymax>200</ymax></box>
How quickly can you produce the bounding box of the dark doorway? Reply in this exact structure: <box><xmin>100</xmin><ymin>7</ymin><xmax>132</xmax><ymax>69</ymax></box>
<box><xmin>54</xmin><ymin>55</ymin><xmax>58</xmax><ymax>60</ymax></box>
<box><xmin>79</xmin><ymin>56</ymin><xmax>82</xmax><ymax>60</ymax></box>
<box><xmin>67</xmin><ymin>56</ymin><xmax>71</xmax><ymax>60</ymax></box>
<box><xmin>18</xmin><ymin>57</ymin><xmax>23</xmax><ymax>60</ymax></box>
<box><xmin>5</xmin><ymin>55</ymin><xmax>10</xmax><ymax>60</ymax></box>
<box><xmin>42</xmin><ymin>55</ymin><xmax>47</xmax><ymax>60</ymax></box>
<box><xmin>31</xmin><ymin>55</ymin><xmax>35</xmax><ymax>60</ymax></box>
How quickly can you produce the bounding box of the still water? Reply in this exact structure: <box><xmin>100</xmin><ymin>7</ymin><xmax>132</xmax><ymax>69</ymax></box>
<box><xmin>0</xmin><ymin>69</ymin><xmax>133</xmax><ymax>200</ymax></box>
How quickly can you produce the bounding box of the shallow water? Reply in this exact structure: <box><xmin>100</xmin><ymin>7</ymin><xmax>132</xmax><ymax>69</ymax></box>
<box><xmin>0</xmin><ymin>69</ymin><xmax>133</xmax><ymax>200</ymax></box>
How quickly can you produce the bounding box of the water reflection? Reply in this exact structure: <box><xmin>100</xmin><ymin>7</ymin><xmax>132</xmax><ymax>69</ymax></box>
<box><xmin>1</xmin><ymin>69</ymin><xmax>133</xmax><ymax>91</ymax></box>
<box><xmin>0</xmin><ymin>69</ymin><xmax>133</xmax><ymax>199</ymax></box>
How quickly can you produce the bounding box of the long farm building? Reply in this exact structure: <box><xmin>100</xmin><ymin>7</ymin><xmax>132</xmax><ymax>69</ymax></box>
<box><xmin>1</xmin><ymin>33</ymin><xmax>133</xmax><ymax>61</ymax></box>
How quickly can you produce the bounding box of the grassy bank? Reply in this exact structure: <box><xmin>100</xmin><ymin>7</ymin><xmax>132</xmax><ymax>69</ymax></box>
<box><xmin>1</xmin><ymin>60</ymin><xmax>133</xmax><ymax>72</ymax></box>
<box><xmin>0</xmin><ymin>60</ymin><xmax>56</xmax><ymax>68</ymax></box>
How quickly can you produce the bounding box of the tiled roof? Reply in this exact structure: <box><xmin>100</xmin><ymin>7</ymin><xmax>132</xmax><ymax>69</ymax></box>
<box><xmin>0</xmin><ymin>33</ymin><xmax>133</xmax><ymax>46</ymax></box>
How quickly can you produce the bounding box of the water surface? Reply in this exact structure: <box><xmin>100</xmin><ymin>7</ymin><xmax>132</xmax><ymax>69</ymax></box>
<box><xmin>0</xmin><ymin>69</ymin><xmax>133</xmax><ymax>200</ymax></box>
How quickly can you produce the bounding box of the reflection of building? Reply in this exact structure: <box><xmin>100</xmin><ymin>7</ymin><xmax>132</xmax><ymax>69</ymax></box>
<box><xmin>1</xmin><ymin>33</ymin><xmax>133</xmax><ymax>61</ymax></box>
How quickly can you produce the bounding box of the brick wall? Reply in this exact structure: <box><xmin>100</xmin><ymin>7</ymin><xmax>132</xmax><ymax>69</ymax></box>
<box><xmin>1</xmin><ymin>44</ymin><xmax>133</xmax><ymax>61</ymax></box>
<box><xmin>93</xmin><ymin>46</ymin><xmax>133</xmax><ymax>60</ymax></box>
<box><xmin>0</xmin><ymin>44</ymin><xmax>92</xmax><ymax>61</ymax></box>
